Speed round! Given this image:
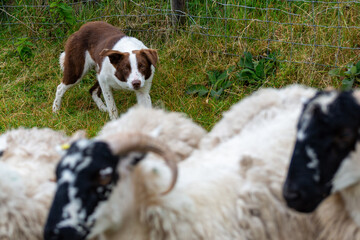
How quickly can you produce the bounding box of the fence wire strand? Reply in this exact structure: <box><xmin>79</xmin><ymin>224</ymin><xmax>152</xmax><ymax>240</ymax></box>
<box><xmin>1</xmin><ymin>0</ymin><xmax>360</xmax><ymax>68</ymax></box>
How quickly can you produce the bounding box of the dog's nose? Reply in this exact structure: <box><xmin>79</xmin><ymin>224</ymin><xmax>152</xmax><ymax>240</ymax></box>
<box><xmin>132</xmin><ymin>80</ymin><xmax>141</xmax><ymax>90</ymax></box>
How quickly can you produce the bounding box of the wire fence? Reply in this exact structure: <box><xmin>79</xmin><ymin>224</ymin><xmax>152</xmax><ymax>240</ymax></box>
<box><xmin>1</xmin><ymin>0</ymin><xmax>360</xmax><ymax>68</ymax></box>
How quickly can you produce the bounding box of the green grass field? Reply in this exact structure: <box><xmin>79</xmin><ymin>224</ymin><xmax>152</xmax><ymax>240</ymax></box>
<box><xmin>1</xmin><ymin>1</ymin><xmax>359</xmax><ymax>136</ymax></box>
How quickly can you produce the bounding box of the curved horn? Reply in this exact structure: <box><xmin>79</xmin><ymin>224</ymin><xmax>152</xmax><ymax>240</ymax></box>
<box><xmin>104</xmin><ymin>133</ymin><xmax>178</xmax><ymax>195</ymax></box>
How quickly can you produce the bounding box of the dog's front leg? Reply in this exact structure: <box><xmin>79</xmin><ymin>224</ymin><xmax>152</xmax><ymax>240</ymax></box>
<box><xmin>99</xmin><ymin>81</ymin><xmax>118</xmax><ymax>120</ymax></box>
<box><xmin>135</xmin><ymin>91</ymin><xmax>152</xmax><ymax>108</ymax></box>
<box><xmin>135</xmin><ymin>83</ymin><xmax>152</xmax><ymax>108</ymax></box>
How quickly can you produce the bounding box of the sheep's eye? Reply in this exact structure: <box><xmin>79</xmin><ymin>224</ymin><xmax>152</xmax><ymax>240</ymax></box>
<box><xmin>97</xmin><ymin>173</ymin><xmax>112</xmax><ymax>186</ymax></box>
<box><xmin>338</xmin><ymin>128</ymin><xmax>355</xmax><ymax>141</ymax></box>
<box><xmin>334</xmin><ymin>128</ymin><xmax>356</xmax><ymax>148</ymax></box>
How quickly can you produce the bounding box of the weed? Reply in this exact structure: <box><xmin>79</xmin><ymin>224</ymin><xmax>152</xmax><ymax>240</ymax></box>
<box><xmin>186</xmin><ymin>66</ymin><xmax>234</xmax><ymax>99</ymax></box>
<box><xmin>236</xmin><ymin>51</ymin><xmax>278</xmax><ymax>84</ymax></box>
<box><xmin>328</xmin><ymin>61</ymin><xmax>360</xmax><ymax>90</ymax></box>
<box><xmin>14</xmin><ymin>37</ymin><xmax>35</xmax><ymax>62</ymax></box>
<box><xmin>186</xmin><ymin>51</ymin><xmax>278</xmax><ymax>100</ymax></box>
<box><xmin>50</xmin><ymin>1</ymin><xmax>76</xmax><ymax>27</ymax></box>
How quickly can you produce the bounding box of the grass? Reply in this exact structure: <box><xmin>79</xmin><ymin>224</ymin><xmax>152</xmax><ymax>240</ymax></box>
<box><xmin>0</xmin><ymin>0</ymin><xmax>359</xmax><ymax>137</ymax></box>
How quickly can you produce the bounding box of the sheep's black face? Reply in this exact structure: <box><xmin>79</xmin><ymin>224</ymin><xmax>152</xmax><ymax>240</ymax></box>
<box><xmin>283</xmin><ymin>91</ymin><xmax>360</xmax><ymax>213</ymax></box>
<box><xmin>44</xmin><ymin>139</ymin><xmax>120</xmax><ymax>240</ymax></box>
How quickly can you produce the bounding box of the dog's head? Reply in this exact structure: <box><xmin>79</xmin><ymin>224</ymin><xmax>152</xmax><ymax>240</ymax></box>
<box><xmin>100</xmin><ymin>49</ymin><xmax>158</xmax><ymax>90</ymax></box>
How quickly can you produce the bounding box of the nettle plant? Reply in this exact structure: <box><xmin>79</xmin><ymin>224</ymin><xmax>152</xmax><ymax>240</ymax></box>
<box><xmin>15</xmin><ymin>37</ymin><xmax>35</xmax><ymax>62</ymax></box>
<box><xmin>49</xmin><ymin>0</ymin><xmax>76</xmax><ymax>28</ymax></box>
<box><xmin>236</xmin><ymin>51</ymin><xmax>278</xmax><ymax>84</ymax></box>
<box><xmin>186</xmin><ymin>51</ymin><xmax>278</xmax><ymax>99</ymax></box>
<box><xmin>186</xmin><ymin>67</ymin><xmax>235</xmax><ymax>99</ymax></box>
<box><xmin>329</xmin><ymin>61</ymin><xmax>360</xmax><ymax>90</ymax></box>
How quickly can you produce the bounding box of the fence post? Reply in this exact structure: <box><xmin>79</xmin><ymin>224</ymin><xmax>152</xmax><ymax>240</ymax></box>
<box><xmin>171</xmin><ymin>0</ymin><xmax>186</xmax><ymax>26</ymax></box>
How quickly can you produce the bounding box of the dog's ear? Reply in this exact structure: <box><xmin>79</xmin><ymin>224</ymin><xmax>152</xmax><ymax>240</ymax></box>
<box><xmin>100</xmin><ymin>49</ymin><xmax>129</xmax><ymax>65</ymax></box>
<box><xmin>140</xmin><ymin>49</ymin><xmax>158</xmax><ymax>68</ymax></box>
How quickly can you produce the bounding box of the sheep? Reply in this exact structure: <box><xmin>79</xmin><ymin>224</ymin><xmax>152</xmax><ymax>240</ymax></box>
<box><xmin>97</xmin><ymin>106</ymin><xmax>207</xmax><ymax>161</ymax></box>
<box><xmin>44</xmin><ymin>84</ymin><xmax>319</xmax><ymax>240</ymax></box>
<box><xmin>200</xmin><ymin>84</ymin><xmax>316</xmax><ymax>149</ymax></box>
<box><xmin>0</xmin><ymin>127</ymin><xmax>84</xmax><ymax>240</ymax></box>
<box><xmin>283</xmin><ymin>89</ymin><xmax>360</xmax><ymax>240</ymax></box>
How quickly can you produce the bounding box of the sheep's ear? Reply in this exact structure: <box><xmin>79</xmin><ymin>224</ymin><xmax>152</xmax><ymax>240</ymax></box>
<box><xmin>56</xmin><ymin>131</ymin><xmax>87</xmax><ymax>157</ymax></box>
<box><xmin>119</xmin><ymin>152</ymin><xmax>147</xmax><ymax>171</ymax></box>
<box><xmin>100</xmin><ymin>49</ymin><xmax>129</xmax><ymax>65</ymax></box>
<box><xmin>324</xmin><ymin>86</ymin><xmax>335</xmax><ymax>91</ymax></box>
<box><xmin>352</xmin><ymin>90</ymin><xmax>360</xmax><ymax>106</ymax></box>
<box><xmin>69</xmin><ymin>130</ymin><xmax>87</xmax><ymax>143</ymax></box>
<box><xmin>56</xmin><ymin>142</ymin><xmax>72</xmax><ymax>156</ymax></box>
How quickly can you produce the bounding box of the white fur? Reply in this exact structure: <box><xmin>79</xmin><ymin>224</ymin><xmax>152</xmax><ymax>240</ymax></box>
<box><xmin>52</xmin><ymin>83</ymin><xmax>73</xmax><ymax>113</ymax></box>
<box><xmin>96</xmin><ymin>38</ymin><xmax>153</xmax><ymax>119</ymax></box>
<box><xmin>59</xmin><ymin>52</ymin><xmax>65</xmax><ymax>71</ymax></box>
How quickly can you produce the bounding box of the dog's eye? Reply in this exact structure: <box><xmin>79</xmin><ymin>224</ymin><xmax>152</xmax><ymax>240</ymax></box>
<box><xmin>123</xmin><ymin>66</ymin><xmax>131</xmax><ymax>73</ymax></box>
<box><xmin>138</xmin><ymin>64</ymin><xmax>146</xmax><ymax>70</ymax></box>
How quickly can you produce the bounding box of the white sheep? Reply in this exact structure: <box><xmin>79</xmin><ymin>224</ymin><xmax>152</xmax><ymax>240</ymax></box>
<box><xmin>200</xmin><ymin>84</ymin><xmax>317</xmax><ymax>149</ymax></box>
<box><xmin>283</xmin><ymin>89</ymin><xmax>360</xmax><ymax>240</ymax></box>
<box><xmin>0</xmin><ymin>128</ymin><xmax>77</xmax><ymax>240</ymax></box>
<box><xmin>44</xmin><ymin>84</ymin><xmax>320</xmax><ymax>240</ymax></box>
<box><xmin>0</xmin><ymin>106</ymin><xmax>205</xmax><ymax>240</ymax></box>
<box><xmin>97</xmin><ymin>106</ymin><xmax>207</xmax><ymax>161</ymax></box>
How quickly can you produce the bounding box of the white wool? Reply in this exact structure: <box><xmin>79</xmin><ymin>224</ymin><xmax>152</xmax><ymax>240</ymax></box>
<box><xmin>90</xmin><ymin>85</ymin><xmax>319</xmax><ymax>240</ymax></box>
<box><xmin>0</xmin><ymin>128</ymin><xmax>82</xmax><ymax>240</ymax></box>
<box><xmin>200</xmin><ymin>84</ymin><xmax>316</xmax><ymax>149</ymax></box>
<box><xmin>97</xmin><ymin>106</ymin><xmax>207</xmax><ymax>161</ymax></box>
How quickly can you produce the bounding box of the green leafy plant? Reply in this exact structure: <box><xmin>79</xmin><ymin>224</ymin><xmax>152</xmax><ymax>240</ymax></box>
<box><xmin>186</xmin><ymin>66</ymin><xmax>235</xmax><ymax>99</ymax></box>
<box><xmin>50</xmin><ymin>0</ymin><xmax>76</xmax><ymax>26</ymax></box>
<box><xmin>329</xmin><ymin>61</ymin><xmax>360</xmax><ymax>90</ymax></box>
<box><xmin>236</xmin><ymin>51</ymin><xmax>278</xmax><ymax>83</ymax></box>
<box><xmin>15</xmin><ymin>37</ymin><xmax>35</xmax><ymax>61</ymax></box>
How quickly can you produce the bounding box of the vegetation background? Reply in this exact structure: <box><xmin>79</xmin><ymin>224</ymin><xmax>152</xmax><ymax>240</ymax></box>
<box><xmin>1</xmin><ymin>0</ymin><xmax>359</xmax><ymax>136</ymax></box>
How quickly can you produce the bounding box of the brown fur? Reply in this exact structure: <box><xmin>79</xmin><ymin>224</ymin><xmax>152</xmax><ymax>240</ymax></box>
<box><xmin>62</xmin><ymin>21</ymin><xmax>126</xmax><ymax>85</ymax></box>
<box><xmin>88</xmin><ymin>81</ymin><xmax>101</xmax><ymax>97</ymax></box>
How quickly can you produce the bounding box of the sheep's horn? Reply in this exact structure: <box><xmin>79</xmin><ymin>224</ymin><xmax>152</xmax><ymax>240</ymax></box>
<box><xmin>104</xmin><ymin>133</ymin><xmax>178</xmax><ymax>195</ymax></box>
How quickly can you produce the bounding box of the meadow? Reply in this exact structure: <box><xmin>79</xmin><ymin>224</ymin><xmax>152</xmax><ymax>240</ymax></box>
<box><xmin>1</xmin><ymin>0</ymin><xmax>359</xmax><ymax>136</ymax></box>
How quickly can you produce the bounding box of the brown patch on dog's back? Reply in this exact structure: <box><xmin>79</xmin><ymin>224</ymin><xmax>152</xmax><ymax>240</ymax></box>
<box><xmin>62</xmin><ymin>21</ymin><xmax>126</xmax><ymax>85</ymax></box>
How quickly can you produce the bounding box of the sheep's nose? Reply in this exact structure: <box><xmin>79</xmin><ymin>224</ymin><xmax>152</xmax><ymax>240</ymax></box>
<box><xmin>283</xmin><ymin>182</ymin><xmax>301</xmax><ymax>202</ymax></box>
<box><xmin>132</xmin><ymin>80</ymin><xmax>141</xmax><ymax>90</ymax></box>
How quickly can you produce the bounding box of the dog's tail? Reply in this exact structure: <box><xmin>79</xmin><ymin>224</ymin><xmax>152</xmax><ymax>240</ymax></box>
<box><xmin>59</xmin><ymin>52</ymin><xmax>66</xmax><ymax>71</ymax></box>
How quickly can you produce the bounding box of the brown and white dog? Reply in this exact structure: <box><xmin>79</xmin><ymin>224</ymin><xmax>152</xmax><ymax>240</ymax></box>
<box><xmin>52</xmin><ymin>21</ymin><xmax>158</xmax><ymax>120</ymax></box>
